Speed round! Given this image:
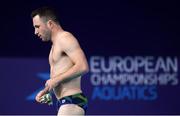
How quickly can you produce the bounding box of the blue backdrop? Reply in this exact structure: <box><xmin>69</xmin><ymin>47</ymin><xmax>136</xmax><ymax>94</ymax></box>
<box><xmin>0</xmin><ymin>0</ymin><xmax>180</xmax><ymax>115</ymax></box>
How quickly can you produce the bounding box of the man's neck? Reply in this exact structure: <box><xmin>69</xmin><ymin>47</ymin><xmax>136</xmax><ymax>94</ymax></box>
<box><xmin>51</xmin><ymin>25</ymin><xmax>64</xmax><ymax>43</ymax></box>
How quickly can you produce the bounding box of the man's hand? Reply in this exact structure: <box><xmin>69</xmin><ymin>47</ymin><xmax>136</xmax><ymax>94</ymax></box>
<box><xmin>35</xmin><ymin>87</ymin><xmax>49</xmax><ymax>103</ymax></box>
<box><xmin>45</xmin><ymin>78</ymin><xmax>59</xmax><ymax>91</ymax></box>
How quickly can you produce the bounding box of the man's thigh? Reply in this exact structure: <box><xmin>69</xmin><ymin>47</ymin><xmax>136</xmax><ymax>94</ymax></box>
<box><xmin>58</xmin><ymin>104</ymin><xmax>85</xmax><ymax>115</ymax></box>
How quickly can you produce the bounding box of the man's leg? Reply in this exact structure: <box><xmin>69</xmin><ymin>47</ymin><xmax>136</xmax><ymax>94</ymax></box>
<box><xmin>57</xmin><ymin>104</ymin><xmax>85</xmax><ymax>115</ymax></box>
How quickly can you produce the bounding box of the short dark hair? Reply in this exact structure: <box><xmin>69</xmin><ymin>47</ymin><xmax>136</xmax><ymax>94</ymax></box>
<box><xmin>31</xmin><ymin>6</ymin><xmax>59</xmax><ymax>23</ymax></box>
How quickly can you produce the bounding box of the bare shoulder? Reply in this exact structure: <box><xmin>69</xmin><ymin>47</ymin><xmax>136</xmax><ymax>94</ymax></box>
<box><xmin>58</xmin><ymin>31</ymin><xmax>80</xmax><ymax>52</ymax></box>
<box><xmin>58</xmin><ymin>31</ymin><xmax>76</xmax><ymax>42</ymax></box>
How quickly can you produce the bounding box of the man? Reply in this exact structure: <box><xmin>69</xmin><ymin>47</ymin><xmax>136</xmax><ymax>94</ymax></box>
<box><xmin>31</xmin><ymin>6</ymin><xmax>89</xmax><ymax>115</ymax></box>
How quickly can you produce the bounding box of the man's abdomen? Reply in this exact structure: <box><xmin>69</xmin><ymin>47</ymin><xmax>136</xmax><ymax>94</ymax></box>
<box><xmin>51</xmin><ymin>55</ymin><xmax>82</xmax><ymax>99</ymax></box>
<box><xmin>53</xmin><ymin>77</ymin><xmax>82</xmax><ymax>99</ymax></box>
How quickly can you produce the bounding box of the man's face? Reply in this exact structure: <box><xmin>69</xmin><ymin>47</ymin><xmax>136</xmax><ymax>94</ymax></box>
<box><xmin>32</xmin><ymin>15</ymin><xmax>51</xmax><ymax>42</ymax></box>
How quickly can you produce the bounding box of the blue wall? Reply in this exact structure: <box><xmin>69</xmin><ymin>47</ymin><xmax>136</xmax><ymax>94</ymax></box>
<box><xmin>0</xmin><ymin>0</ymin><xmax>179</xmax><ymax>115</ymax></box>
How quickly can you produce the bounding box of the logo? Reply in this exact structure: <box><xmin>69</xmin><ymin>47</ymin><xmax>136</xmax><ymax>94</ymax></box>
<box><xmin>62</xmin><ymin>99</ymin><xmax>66</xmax><ymax>103</ymax></box>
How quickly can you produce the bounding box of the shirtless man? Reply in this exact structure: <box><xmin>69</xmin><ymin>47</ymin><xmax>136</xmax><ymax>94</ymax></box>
<box><xmin>31</xmin><ymin>6</ymin><xmax>89</xmax><ymax>115</ymax></box>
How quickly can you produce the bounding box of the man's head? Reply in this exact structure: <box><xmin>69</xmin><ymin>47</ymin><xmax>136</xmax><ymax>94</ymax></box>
<box><xmin>31</xmin><ymin>6</ymin><xmax>59</xmax><ymax>41</ymax></box>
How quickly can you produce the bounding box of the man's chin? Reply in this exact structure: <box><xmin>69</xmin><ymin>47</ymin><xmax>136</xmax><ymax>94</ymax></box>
<box><xmin>42</xmin><ymin>38</ymin><xmax>49</xmax><ymax>42</ymax></box>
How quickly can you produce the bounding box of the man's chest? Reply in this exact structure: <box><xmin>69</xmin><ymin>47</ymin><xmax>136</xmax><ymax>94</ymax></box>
<box><xmin>49</xmin><ymin>45</ymin><xmax>65</xmax><ymax>65</ymax></box>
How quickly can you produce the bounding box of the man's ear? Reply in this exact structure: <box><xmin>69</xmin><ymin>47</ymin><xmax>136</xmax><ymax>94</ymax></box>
<box><xmin>47</xmin><ymin>20</ymin><xmax>53</xmax><ymax>29</ymax></box>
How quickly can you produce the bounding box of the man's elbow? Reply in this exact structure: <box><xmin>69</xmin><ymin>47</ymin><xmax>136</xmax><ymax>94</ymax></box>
<box><xmin>81</xmin><ymin>63</ymin><xmax>89</xmax><ymax>74</ymax></box>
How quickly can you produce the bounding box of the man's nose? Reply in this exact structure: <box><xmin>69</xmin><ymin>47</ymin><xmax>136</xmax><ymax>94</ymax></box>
<box><xmin>34</xmin><ymin>29</ymin><xmax>38</xmax><ymax>35</ymax></box>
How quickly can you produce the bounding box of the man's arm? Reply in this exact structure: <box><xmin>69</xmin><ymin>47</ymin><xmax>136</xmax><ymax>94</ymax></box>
<box><xmin>46</xmin><ymin>32</ymin><xmax>89</xmax><ymax>90</ymax></box>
